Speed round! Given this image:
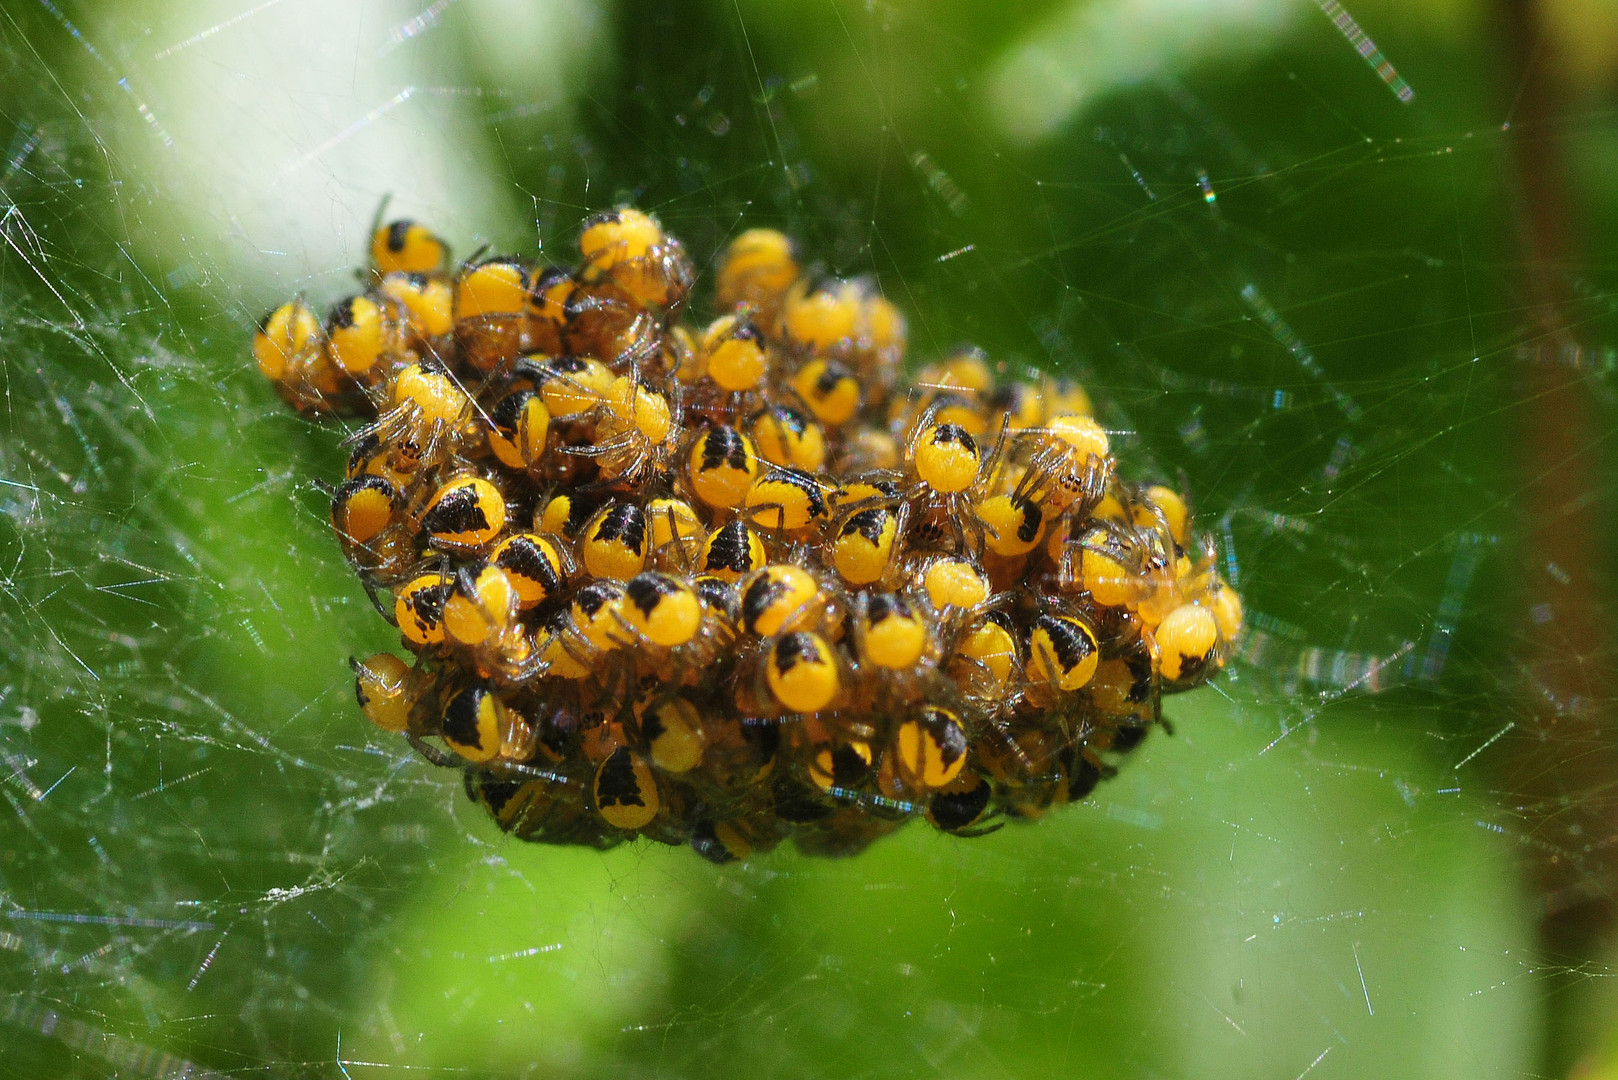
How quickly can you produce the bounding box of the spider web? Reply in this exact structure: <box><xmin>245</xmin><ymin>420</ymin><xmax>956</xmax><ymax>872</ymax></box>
<box><xmin>2</xmin><ymin>0</ymin><xmax>1614</xmax><ymax>1076</ymax></box>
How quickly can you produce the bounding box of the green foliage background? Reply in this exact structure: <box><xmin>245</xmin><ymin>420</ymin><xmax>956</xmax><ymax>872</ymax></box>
<box><xmin>1</xmin><ymin>0</ymin><xmax>1614</xmax><ymax>1076</ymax></box>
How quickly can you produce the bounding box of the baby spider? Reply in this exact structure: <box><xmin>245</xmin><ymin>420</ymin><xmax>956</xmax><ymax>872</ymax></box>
<box><xmin>614</xmin><ymin>570</ymin><xmax>738</xmax><ymax>683</ymax></box>
<box><xmin>577</xmin><ymin>206</ymin><xmax>694</xmax><ymax>312</ymax></box>
<box><xmin>454</xmin><ymin>254</ymin><xmax>533</xmax><ymax>373</ymax></box>
<box><xmin>563</xmin><ymin>279</ymin><xmax>668</xmax><ymax>372</ymax></box>
<box><xmin>440</xmin><ymin>562</ymin><xmax>545</xmax><ymax>685</ymax></box>
<box><xmin>342</xmin><ymin>357</ymin><xmax>479</xmax><ymax>480</ymax></box>
<box><xmin>947</xmin><ymin>610</ymin><xmax>1024</xmax><ymax>718</ymax></box>
<box><xmin>741</xmin><ymin>459</ymin><xmax>835</xmax><ymax>539</ymax></box>
<box><xmin>873</xmin><ymin>403</ymin><xmax>1014</xmax><ymax>557</ymax></box>
<box><xmin>925</xmin><ymin>770</ymin><xmax>1003</xmax><ymax>838</ymax></box>
<box><xmin>843</xmin><ymin>588</ymin><xmax>951</xmax><ymax>715</ymax></box>
<box><xmin>253</xmin><ymin>299</ymin><xmax>356</xmax><ymax>414</ymax></box>
<box><xmin>715</xmin><ymin>227</ymin><xmax>799</xmax><ymax>325</ymax></box>
<box><xmin>1014</xmin><ymin>413</ymin><xmax>1114</xmax><ymax>516</ymax></box>
<box><xmin>365</xmin><ymin>200</ymin><xmax>451</xmax><ymax>278</ymax></box>
<box><xmin>564</xmin><ymin>369</ymin><xmax>680</xmax><ymax>486</ymax></box>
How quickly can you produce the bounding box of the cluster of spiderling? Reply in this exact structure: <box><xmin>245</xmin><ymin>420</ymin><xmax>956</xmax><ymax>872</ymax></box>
<box><xmin>251</xmin><ymin>206</ymin><xmax>1242</xmax><ymax>862</ymax></box>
